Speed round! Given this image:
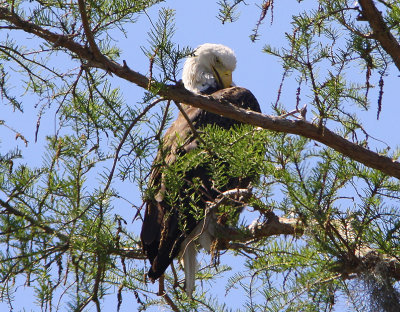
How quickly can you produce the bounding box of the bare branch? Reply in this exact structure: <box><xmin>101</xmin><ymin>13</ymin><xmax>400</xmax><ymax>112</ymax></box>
<box><xmin>215</xmin><ymin>211</ymin><xmax>303</xmax><ymax>245</ymax></box>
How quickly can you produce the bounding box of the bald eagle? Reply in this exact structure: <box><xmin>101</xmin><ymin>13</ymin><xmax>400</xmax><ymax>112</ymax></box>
<box><xmin>140</xmin><ymin>43</ymin><xmax>261</xmax><ymax>297</ymax></box>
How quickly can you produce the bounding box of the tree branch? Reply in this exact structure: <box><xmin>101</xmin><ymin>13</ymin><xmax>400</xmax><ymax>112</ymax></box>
<box><xmin>337</xmin><ymin>249</ymin><xmax>400</xmax><ymax>281</ymax></box>
<box><xmin>77</xmin><ymin>0</ymin><xmax>107</xmax><ymax>63</ymax></box>
<box><xmin>215</xmin><ymin>208</ymin><xmax>400</xmax><ymax>281</ymax></box>
<box><xmin>0</xmin><ymin>198</ymin><xmax>146</xmax><ymax>260</ymax></box>
<box><xmin>2</xmin><ymin>184</ymin><xmax>399</xmax><ymax>282</ymax></box>
<box><xmin>358</xmin><ymin>0</ymin><xmax>400</xmax><ymax>71</ymax></box>
<box><xmin>104</xmin><ymin>98</ymin><xmax>163</xmax><ymax>196</ymax></box>
<box><xmin>0</xmin><ymin>198</ymin><xmax>69</xmax><ymax>242</ymax></box>
<box><xmin>169</xmin><ymin>89</ymin><xmax>400</xmax><ymax>179</ymax></box>
<box><xmin>1</xmin><ymin>6</ymin><xmax>400</xmax><ymax>180</ymax></box>
<box><xmin>158</xmin><ymin>275</ymin><xmax>181</xmax><ymax>312</ymax></box>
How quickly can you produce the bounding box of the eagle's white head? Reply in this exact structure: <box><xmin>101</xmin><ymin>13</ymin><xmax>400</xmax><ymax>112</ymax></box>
<box><xmin>182</xmin><ymin>43</ymin><xmax>236</xmax><ymax>94</ymax></box>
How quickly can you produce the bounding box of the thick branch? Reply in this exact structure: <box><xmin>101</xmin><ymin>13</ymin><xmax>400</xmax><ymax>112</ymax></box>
<box><xmin>216</xmin><ymin>210</ymin><xmax>400</xmax><ymax>281</ymax></box>
<box><xmin>214</xmin><ymin>212</ymin><xmax>303</xmax><ymax>245</ymax></box>
<box><xmin>109</xmin><ymin>246</ymin><xmax>146</xmax><ymax>259</ymax></box>
<box><xmin>338</xmin><ymin>250</ymin><xmax>400</xmax><ymax>281</ymax></box>
<box><xmin>167</xmin><ymin>89</ymin><xmax>400</xmax><ymax>179</ymax></box>
<box><xmin>1</xmin><ymin>6</ymin><xmax>400</xmax><ymax>179</ymax></box>
<box><xmin>358</xmin><ymin>0</ymin><xmax>400</xmax><ymax>71</ymax></box>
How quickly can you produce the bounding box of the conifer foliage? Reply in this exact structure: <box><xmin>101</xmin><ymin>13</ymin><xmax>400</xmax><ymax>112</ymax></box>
<box><xmin>1</xmin><ymin>0</ymin><xmax>400</xmax><ymax>311</ymax></box>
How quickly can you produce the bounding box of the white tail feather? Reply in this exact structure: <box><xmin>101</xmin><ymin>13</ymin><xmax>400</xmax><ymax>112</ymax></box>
<box><xmin>180</xmin><ymin>212</ymin><xmax>216</xmax><ymax>297</ymax></box>
<box><xmin>182</xmin><ymin>241</ymin><xmax>197</xmax><ymax>298</ymax></box>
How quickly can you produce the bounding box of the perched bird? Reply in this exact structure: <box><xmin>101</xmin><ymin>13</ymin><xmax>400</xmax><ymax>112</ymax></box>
<box><xmin>140</xmin><ymin>43</ymin><xmax>261</xmax><ymax>297</ymax></box>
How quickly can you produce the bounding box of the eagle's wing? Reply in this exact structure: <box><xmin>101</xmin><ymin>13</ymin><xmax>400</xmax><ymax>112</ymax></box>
<box><xmin>211</xmin><ymin>85</ymin><xmax>261</xmax><ymax>113</ymax></box>
<box><xmin>140</xmin><ymin>104</ymin><xmax>203</xmax><ymax>279</ymax></box>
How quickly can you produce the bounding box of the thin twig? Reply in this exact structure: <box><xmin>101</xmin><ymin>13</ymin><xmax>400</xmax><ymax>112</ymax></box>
<box><xmin>158</xmin><ymin>276</ymin><xmax>181</xmax><ymax>312</ymax></box>
<box><xmin>0</xmin><ymin>198</ymin><xmax>68</xmax><ymax>241</ymax></box>
<box><xmin>104</xmin><ymin>98</ymin><xmax>164</xmax><ymax>195</ymax></box>
<box><xmin>173</xmin><ymin>100</ymin><xmax>206</xmax><ymax>146</ymax></box>
<box><xmin>77</xmin><ymin>0</ymin><xmax>104</xmax><ymax>61</ymax></box>
<box><xmin>155</xmin><ymin>100</ymin><xmax>171</xmax><ymax>141</ymax></box>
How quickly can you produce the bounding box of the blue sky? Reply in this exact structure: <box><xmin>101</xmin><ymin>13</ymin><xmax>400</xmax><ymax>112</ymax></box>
<box><xmin>1</xmin><ymin>0</ymin><xmax>399</xmax><ymax>311</ymax></box>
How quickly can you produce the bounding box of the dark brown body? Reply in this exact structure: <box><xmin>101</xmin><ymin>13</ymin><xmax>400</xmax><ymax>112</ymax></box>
<box><xmin>140</xmin><ymin>87</ymin><xmax>261</xmax><ymax>280</ymax></box>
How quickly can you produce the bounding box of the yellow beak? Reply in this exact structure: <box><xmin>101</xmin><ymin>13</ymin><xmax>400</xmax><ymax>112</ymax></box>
<box><xmin>212</xmin><ymin>66</ymin><xmax>233</xmax><ymax>89</ymax></box>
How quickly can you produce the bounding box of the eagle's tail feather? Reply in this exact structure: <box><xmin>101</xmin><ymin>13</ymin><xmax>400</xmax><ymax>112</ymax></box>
<box><xmin>180</xmin><ymin>214</ymin><xmax>216</xmax><ymax>298</ymax></box>
<box><xmin>182</xmin><ymin>240</ymin><xmax>197</xmax><ymax>298</ymax></box>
